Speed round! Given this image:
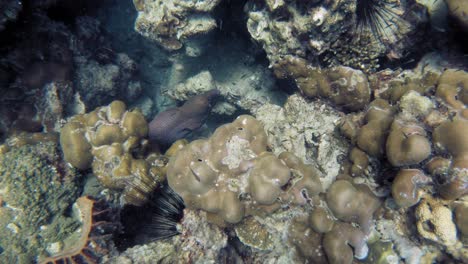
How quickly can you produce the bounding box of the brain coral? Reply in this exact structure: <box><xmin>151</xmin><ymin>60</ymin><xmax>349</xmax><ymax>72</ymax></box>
<box><xmin>167</xmin><ymin>115</ymin><xmax>323</xmax><ymax>224</ymax></box>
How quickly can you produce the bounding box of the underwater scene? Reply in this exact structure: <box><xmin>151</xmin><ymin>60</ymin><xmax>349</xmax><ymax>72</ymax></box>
<box><xmin>0</xmin><ymin>0</ymin><xmax>467</xmax><ymax>263</ymax></box>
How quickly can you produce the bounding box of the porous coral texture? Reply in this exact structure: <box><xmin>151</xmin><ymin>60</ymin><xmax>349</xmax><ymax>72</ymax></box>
<box><xmin>415</xmin><ymin>198</ymin><xmax>458</xmax><ymax>246</ymax></box>
<box><xmin>255</xmin><ymin>94</ymin><xmax>348</xmax><ymax>189</ymax></box>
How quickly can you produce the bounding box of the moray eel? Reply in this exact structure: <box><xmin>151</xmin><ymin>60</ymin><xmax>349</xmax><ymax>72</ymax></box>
<box><xmin>149</xmin><ymin>89</ymin><xmax>220</xmax><ymax>147</ymax></box>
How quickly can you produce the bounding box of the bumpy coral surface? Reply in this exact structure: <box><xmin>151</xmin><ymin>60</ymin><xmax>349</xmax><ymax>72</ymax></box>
<box><xmin>167</xmin><ymin>115</ymin><xmax>322</xmax><ymax>224</ymax></box>
<box><xmin>273</xmin><ymin>56</ymin><xmax>371</xmax><ymax>111</ymax></box>
<box><xmin>133</xmin><ymin>0</ymin><xmax>221</xmax><ymax>51</ymax></box>
<box><xmin>60</xmin><ymin>101</ymin><xmax>166</xmax><ymax>206</ymax></box>
<box><xmin>255</xmin><ymin>94</ymin><xmax>348</xmax><ymax>189</ymax></box>
<box><xmin>246</xmin><ymin>0</ymin><xmax>426</xmax><ymax>72</ymax></box>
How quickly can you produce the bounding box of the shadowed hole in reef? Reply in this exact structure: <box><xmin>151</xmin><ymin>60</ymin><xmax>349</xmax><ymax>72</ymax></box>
<box><xmin>115</xmin><ymin>184</ymin><xmax>185</xmax><ymax>251</ymax></box>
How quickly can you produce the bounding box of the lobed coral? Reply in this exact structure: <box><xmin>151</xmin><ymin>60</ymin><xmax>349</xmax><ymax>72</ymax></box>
<box><xmin>167</xmin><ymin>115</ymin><xmax>323</xmax><ymax>224</ymax></box>
<box><xmin>273</xmin><ymin>56</ymin><xmax>371</xmax><ymax>111</ymax></box>
<box><xmin>60</xmin><ymin>101</ymin><xmax>166</xmax><ymax>206</ymax></box>
<box><xmin>391</xmin><ymin>169</ymin><xmax>431</xmax><ymax>208</ymax></box>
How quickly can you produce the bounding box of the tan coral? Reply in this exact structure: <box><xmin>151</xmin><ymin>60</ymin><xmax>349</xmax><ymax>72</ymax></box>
<box><xmin>380</xmin><ymin>71</ymin><xmax>440</xmax><ymax>103</ymax></box>
<box><xmin>436</xmin><ymin>69</ymin><xmax>468</xmax><ymax>110</ymax></box>
<box><xmin>386</xmin><ymin>119</ymin><xmax>432</xmax><ymax>166</ymax></box>
<box><xmin>326</xmin><ymin>179</ymin><xmax>380</xmax><ymax>233</ymax></box>
<box><xmin>348</xmin><ymin>147</ymin><xmax>369</xmax><ymax>177</ymax></box>
<box><xmin>432</xmin><ymin>111</ymin><xmax>468</xmax><ymax>200</ymax></box>
<box><xmin>167</xmin><ymin>115</ymin><xmax>323</xmax><ymax>224</ymax></box>
<box><xmin>273</xmin><ymin>56</ymin><xmax>370</xmax><ymax>111</ymax></box>
<box><xmin>60</xmin><ymin>101</ymin><xmax>165</xmax><ymax>206</ymax></box>
<box><xmin>391</xmin><ymin>169</ymin><xmax>431</xmax><ymax>208</ymax></box>
<box><xmin>323</xmin><ymin>222</ymin><xmax>369</xmax><ymax>264</ymax></box>
<box><xmin>415</xmin><ymin>198</ymin><xmax>458</xmax><ymax>246</ymax></box>
<box><xmin>356</xmin><ymin>99</ymin><xmax>395</xmax><ymax>157</ymax></box>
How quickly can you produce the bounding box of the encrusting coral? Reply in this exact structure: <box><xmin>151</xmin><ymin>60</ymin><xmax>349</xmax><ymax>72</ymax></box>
<box><xmin>60</xmin><ymin>100</ymin><xmax>166</xmax><ymax>206</ymax></box>
<box><xmin>415</xmin><ymin>198</ymin><xmax>458</xmax><ymax>247</ymax></box>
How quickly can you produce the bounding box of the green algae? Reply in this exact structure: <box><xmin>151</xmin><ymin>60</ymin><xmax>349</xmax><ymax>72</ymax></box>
<box><xmin>0</xmin><ymin>142</ymin><xmax>82</xmax><ymax>263</ymax></box>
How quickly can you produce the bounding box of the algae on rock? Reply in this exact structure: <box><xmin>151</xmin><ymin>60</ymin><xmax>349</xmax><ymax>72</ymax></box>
<box><xmin>0</xmin><ymin>142</ymin><xmax>81</xmax><ymax>263</ymax></box>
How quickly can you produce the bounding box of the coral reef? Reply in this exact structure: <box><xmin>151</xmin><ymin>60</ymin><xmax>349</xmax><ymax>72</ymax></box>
<box><xmin>106</xmin><ymin>209</ymin><xmax>229</xmax><ymax>263</ymax></box>
<box><xmin>167</xmin><ymin>69</ymin><xmax>285</xmax><ymax>115</ymax></box>
<box><xmin>133</xmin><ymin>0</ymin><xmax>221</xmax><ymax>52</ymax></box>
<box><xmin>0</xmin><ymin>139</ymin><xmax>81</xmax><ymax>263</ymax></box>
<box><xmin>273</xmin><ymin>56</ymin><xmax>371</xmax><ymax>111</ymax></box>
<box><xmin>246</xmin><ymin>0</ymin><xmax>427</xmax><ymax>72</ymax></box>
<box><xmin>1</xmin><ymin>0</ymin><xmax>467</xmax><ymax>263</ymax></box>
<box><xmin>255</xmin><ymin>94</ymin><xmax>348</xmax><ymax>189</ymax></box>
<box><xmin>60</xmin><ymin>101</ymin><xmax>166</xmax><ymax>206</ymax></box>
<box><xmin>167</xmin><ymin>115</ymin><xmax>323</xmax><ymax>224</ymax></box>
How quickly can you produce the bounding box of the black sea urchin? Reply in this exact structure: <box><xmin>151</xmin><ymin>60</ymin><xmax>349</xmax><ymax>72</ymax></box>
<box><xmin>354</xmin><ymin>0</ymin><xmax>410</xmax><ymax>46</ymax></box>
<box><xmin>116</xmin><ymin>184</ymin><xmax>185</xmax><ymax>249</ymax></box>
